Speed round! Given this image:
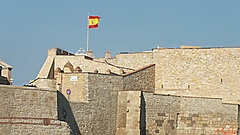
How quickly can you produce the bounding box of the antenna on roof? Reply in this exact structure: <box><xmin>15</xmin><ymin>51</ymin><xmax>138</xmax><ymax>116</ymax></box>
<box><xmin>75</xmin><ymin>48</ymin><xmax>87</xmax><ymax>55</ymax></box>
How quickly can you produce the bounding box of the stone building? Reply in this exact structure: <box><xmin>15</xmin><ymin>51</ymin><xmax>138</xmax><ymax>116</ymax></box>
<box><xmin>27</xmin><ymin>46</ymin><xmax>240</xmax><ymax>135</ymax></box>
<box><xmin>0</xmin><ymin>57</ymin><xmax>13</xmax><ymax>85</ymax></box>
<box><xmin>1</xmin><ymin>46</ymin><xmax>240</xmax><ymax>135</ymax></box>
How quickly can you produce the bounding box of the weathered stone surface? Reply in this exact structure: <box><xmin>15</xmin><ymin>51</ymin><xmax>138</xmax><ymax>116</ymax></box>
<box><xmin>143</xmin><ymin>92</ymin><xmax>238</xmax><ymax>135</ymax></box>
<box><xmin>69</xmin><ymin>73</ymin><xmax>123</xmax><ymax>135</ymax></box>
<box><xmin>0</xmin><ymin>85</ymin><xmax>69</xmax><ymax>135</ymax></box>
<box><xmin>123</xmin><ymin>64</ymin><xmax>155</xmax><ymax>92</ymax></box>
<box><xmin>116</xmin><ymin>91</ymin><xmax>141</xmax><ymax>135</ymax></box>
<box><xmin>153</xmin><ymin>48</ymin><xmax>240</xmax><ymax>104</ymax></box>
<box><xmin>29</xmin><ymin>47</ymin><xmax>240</xmax><ymax>134</ymax></box>
<box><xmin>31</xmin><ymin>78</ymin><xmax>56</xmax><ymax>90</ymax></box>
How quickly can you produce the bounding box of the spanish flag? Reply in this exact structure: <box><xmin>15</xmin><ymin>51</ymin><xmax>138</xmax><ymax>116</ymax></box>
<box><xmin>89</xmin><ymin>16</ymin><xmax>100</xmax><ymax>29</ymax></box>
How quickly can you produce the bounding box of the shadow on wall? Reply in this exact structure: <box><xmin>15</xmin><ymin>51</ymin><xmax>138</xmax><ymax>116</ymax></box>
<box><xmin>238</xmin><ymin>105</ymin><xmax>240</xmax><ymax>135</ymax></box>
<box><xmin>57</xmin><ymin>91</ymin><xmax>81</xmax><ymax>135</ymax></box>
<box><xmin>140</xmin><ymin>91</ymin><xmax>146</xmax><ymax>135</ymax></box>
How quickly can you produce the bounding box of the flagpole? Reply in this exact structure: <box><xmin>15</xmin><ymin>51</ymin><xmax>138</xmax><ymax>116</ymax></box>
<box><xmin>87</xmin><ymin>13</ymin><xmax>89</xmax><ymax>51</ymax></box>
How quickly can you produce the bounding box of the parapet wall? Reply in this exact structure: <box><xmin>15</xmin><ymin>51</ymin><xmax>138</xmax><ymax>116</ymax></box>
<box><xmin>116</xmin><ymin>90</ymin><xmax>239</xmax><ymax>135</ymax></box>
<box><xmin>55</xmin><ymin>56</ymin><xmax>122</xmax><ymax>74</ymax></box>
<box><xmin>0</xmin><ymin>85</ymin><xmax>69</xmax><ymax>135</ymax></box>
<box><xmin>30</xmin><ymin>47</ymin><xmax>240</xmax><ymax>134</ymax></box>
<box><xmin>114</xmin><ymin>52</ymin><xmax>153</xmax><ymax>70</ymax></box>
<box><xmin>31</xmin><ymin>78</ymin><xmax>56</xmax><ymax>90</ymax></box>
<box><xmin>48</xmin><ymin>48</ymin><xmax>73</xmax><ymax>56</ymax></box>
<box><xmin>153</xmin><ymin>48</ymin><xmax>240</xmax><ymax>104</ymax></box>
<box><xmin>123</xmin><ymin>64</ymin><xmax>155</xmax><ymax>92</ymax></box>
<box><xmin>143</xmin><ymin>92</ymin><xmax>239</xmax><ymax>135</ymax></box>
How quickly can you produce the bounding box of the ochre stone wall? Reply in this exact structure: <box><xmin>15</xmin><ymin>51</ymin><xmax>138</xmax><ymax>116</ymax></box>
<box><xmin>31</xmin><ymin>78</ymin><xmax>56</xmax><ymax>89</ymax></box>
<box><xmin>153</xmin><ymin>48</ymin><xmax>240</xmax><ymax>104</ymax></box>
<box><xmin>0</xmin><ymin>85</ymin><xmax>69</xmax><ymax>135</ymax></box>
<box><xmin>116</xmin><ymin>91</ymin><xmax>141</xmax><ymax>135</ymax></box>
<box><xmin>55</xmin><ymin>56</ymin><xmax>122</xmax><ymax>74</ymax></box>
<box><xmin>113</xmin><ymin>52</ymin><xmax>153</xmax><ymax>70</ymax></box>
<box><xmin>37</xmin><ymin>56</ymin><xmax>55</xmax><ymax>78</ymax></box>
<box><xmin>123</xmin><ymin>64</ymin><xmax>155</xmax><ymax>92</ymax></box>
<box><xmin>69</xmin><ymin>73</ymin><xmax>123</xmax><ymax>135</ymax></box>
<box><xmin>31</xmin><ymin>47</ymin><xmax>240</xmax><ymax>134</ymax></box>
<box><xmin>116</xmin><ymin>91</ymin><xmax>128</xmax><ymax>135</ymax></box>
<box><xmin>60</xmin><ymin>73</ymin><xmax>88</xmax><ymax>102</ymax></box>
<box><xmin>143</xmin><ymin>92</ymin><xmax>238</xmax><ymax>135</ymax></box>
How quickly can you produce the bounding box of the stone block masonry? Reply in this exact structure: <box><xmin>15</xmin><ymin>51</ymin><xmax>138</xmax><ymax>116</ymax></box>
<box><xmin>54</xmin><ymin>55</ymin><xmax>123</xmax><ymax>74</ymax></box>
<box><xmin>113</xmin><ymin>52</ymin><xmax>153</xmax><ymax>70</ymax></box>
<box><xmin>29</xmin><ymin>47</ymin><xmax>240</xmax><ymax>134</ymax></box>
<box><xmin>69</xmin><ymin>73</ymin><xmax>123</xmax><ymax>135</ymax></box>
<box><xmin>123</xmin><ymin>64</ymin><xmax>155</xmax><ymax>92</ymax></box>
<box><xmin>0</xmin><ymin>85</ymin><xmax>70</xmax><ymax>135</ymax></box>
<box><xmin>116</xmin><ymin>91</ymin><xmax>141</xmax><ymax>135</ymax></box>
<box><xmin>153</xmin><ymin>48</ymin><xmax>240</xmax><ymax>104</ymax></box>
<box><xmin>142</xmin><ymin>92</ymin><xmax>238</xmax><ymax>135</ymax></box>
<box><xmin>115</xmin><ymin>90</ymin><xmax>239</xmax><ymax>135</ymax></box>
<box><xmin>60</xmin><ymin>73</ymin><xmax>88</xmax><ymax>102</ymax></box>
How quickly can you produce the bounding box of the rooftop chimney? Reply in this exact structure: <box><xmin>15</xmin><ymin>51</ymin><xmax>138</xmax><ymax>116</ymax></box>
<box><xmin>87</xmin><ymin>50</ymin><xmax>93</xmax><ymax>58</ymax></box>
<box><xmin>105</xmin><ymin>51</ymin><xmax>111</xmax><ymax>59</ymax></box>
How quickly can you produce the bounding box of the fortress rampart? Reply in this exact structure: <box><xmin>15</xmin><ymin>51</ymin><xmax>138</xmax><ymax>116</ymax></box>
<box><xmin>0</xmin><ymin>85</ymin><xmax>70</xmax><ymax>134</ymax></box>
<box><xmin>2</xmin><ymin>46</ymin><xmax>240</xmax><ymax>135</ymax></box>
<box><xmin>154</xmin><ymin>47</ymin><xmax>240</xmax><ymax>104</ymax></box>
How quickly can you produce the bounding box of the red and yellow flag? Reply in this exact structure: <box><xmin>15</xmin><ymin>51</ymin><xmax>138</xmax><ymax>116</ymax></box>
<box><xmin>89</xmin><ymin>16</ymin><xmax>100</xmax><ymax>29</ymax></box>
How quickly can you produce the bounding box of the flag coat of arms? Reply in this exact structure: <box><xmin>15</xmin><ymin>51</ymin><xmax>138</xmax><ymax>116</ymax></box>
<box><xmin>89</xmin><ymin>16</ymin><xmax>100</xmax><ymax>29</ymax></box>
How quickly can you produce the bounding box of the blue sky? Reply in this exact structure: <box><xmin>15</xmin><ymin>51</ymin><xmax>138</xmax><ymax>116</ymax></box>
<box><xmin>0</xmin><ymin>0</ymin><xmax>240</xmax><ymax>85</ymax></box>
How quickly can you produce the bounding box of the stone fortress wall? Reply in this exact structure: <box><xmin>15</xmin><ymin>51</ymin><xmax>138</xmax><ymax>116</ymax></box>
<box><xmin>2</xmin><ymin>46</ymin><xmax>240</xmax><ymax>135</ymax></box>
<box><xmin>142</xmin><ymin>92</ymin><xmax>239</xmax><ymax>135</ymax></box>
<box><xmin>154</xmin><ymin>48</ymin><xmax>240</xmax><ymax>104</ymax></box>
<box><xmin>70</xmin><ymin>73</ymin><xmax>123</xmax><ymax>135</ymax></box>
<box><xmin>33</xmin><ymin>46</ymin><xmax>240</xmax><ymax>135</ymax></box>
<box><xmin>0</xmin><ymin>85</ymin><xmax>70</xmax><ymax>135</ymax></box>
